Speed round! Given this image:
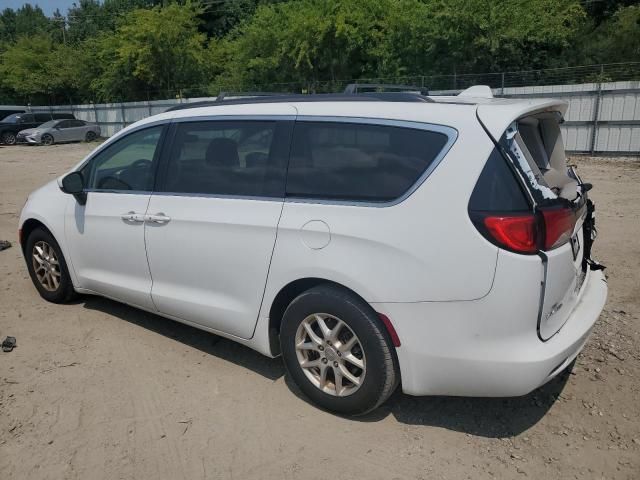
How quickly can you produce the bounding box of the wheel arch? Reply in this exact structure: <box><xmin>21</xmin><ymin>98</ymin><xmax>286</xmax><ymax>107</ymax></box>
<box><xmin>20</xmin><ymin>218</ymin><xmax>51</xmax><ymax>253</ymax></box>
<box><xmin>267</xmin><ymin>277</ymin><xmax>396</xmax><ymax>356</ymax></box>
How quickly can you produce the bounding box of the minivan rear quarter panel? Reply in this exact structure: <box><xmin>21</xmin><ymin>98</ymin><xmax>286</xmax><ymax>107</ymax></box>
<box><xmin>261</xmin><ymin>103</ymin><xmax>500</xmax><ymax>307</ymax></box>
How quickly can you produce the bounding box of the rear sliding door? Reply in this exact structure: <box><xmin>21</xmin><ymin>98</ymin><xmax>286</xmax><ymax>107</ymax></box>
<box><xmin>144</xmin><ymin>115</ymin><xmax>294</xmax><ymax>339</ymax></box>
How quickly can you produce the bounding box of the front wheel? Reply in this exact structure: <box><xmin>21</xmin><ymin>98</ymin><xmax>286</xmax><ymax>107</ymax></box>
<box><xmin>85</xmin><ymin>131</ymin><xmax>97</xmax><ymax>142</ymax></box>
<box><xmin>25</xmin><ymin>227</ymin><xmax>76</xmax><ymax>303</ymax></box>
<box><xmin>41</xmin><ymin>134</ymin><xmax>54</xmax><ymax>146</ymax></box>
<box><xmin>280</xmin><ymin>284</ymin><xmax>399</xmax><ymax>415</ymax></box>
<box><xmin>1</xmin><ymin>131</ymin><xmax>16</xmax><ymax>145</ymax></box>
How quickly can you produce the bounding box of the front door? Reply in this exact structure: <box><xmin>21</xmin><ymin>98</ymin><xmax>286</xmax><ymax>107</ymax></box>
<box><xmin>56</xmin><ymin>119</ymin><xmax>84</xmax><ymax>142</ymax></box>
<box><xmin>144</xmin><ymin>116</ymin><xmax>293</xmax><ymax>339</ymax></box>
<box><xmin>64</xmin><ymin>125</ymin><xmax>165</xmax><ymax>310</ymax></box>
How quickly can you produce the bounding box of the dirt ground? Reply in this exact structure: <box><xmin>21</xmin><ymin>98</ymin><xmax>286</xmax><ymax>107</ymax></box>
<box><xmin>0</xmin><ymin>143</ymin><xmax>639</xmax><ymax>480</ymax></box>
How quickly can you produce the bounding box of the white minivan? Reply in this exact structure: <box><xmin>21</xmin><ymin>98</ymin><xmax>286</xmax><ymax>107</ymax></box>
<box><xmin>19</xmin><ymin>86</ymin><xmax>607</xmax><ymax>414</ymax></box>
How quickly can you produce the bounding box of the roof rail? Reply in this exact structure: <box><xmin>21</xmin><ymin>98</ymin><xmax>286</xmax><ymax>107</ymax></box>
<box><xmin>216</xmin><ymin>91</ymin><xmax>285</xmax><ymax>101</ymax></box>
<box><xmin>344</xmin><ymin>83</ymin><xmax>429</xmax><ymax>96</ymax></box>
<box><xmin>165</xmin><ymin>91</ymin><xmax>434</xmax><ymax>112</ymax></box>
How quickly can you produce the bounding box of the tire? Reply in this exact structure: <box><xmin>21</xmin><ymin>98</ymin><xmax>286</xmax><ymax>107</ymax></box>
<box><xmin>280</xmin><ymin>284</ymin><xmax>399</xmax><ymax>415</ymax></box>
<box><xmin>41</xmin><ymin>134</ymin><xmax>54</xmax><ymax>146</ymax></box>
<box><xmin>85</xmin><ymin>131</ymin><xmax>97</xmax><ymax>142</ymax></box>
<box><xmin>2</xmin><ymin>131</ymin><xmax>16</xmax><ymax>145</ymax></box>
<box><xmin>25</xmin><ymin>227</ymin><xmax>76</xmax><ymax>303</ymax></box>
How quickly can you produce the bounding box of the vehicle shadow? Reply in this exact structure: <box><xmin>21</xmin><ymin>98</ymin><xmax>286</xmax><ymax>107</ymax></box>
<box><xmin>80</xmin><ymin>295</ymin><xmax>285</xmax><ymax>381</ymax></box>
<box><xmin>81</xmin><ymin>295</ymin><xmax>571</xmax><ymax>438</ymax></box>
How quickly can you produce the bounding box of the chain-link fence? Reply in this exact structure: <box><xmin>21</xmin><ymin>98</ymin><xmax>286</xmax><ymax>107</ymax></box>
<box><xmin>199</xmin><ymin>62</ymin><xmax>640</xmax><ymax>97</ymax></box>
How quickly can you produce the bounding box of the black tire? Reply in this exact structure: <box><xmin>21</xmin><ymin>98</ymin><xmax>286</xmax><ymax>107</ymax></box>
<box><xmin>85</xmin><ymin>131</ymin><xmax>97</xmax><ymax>142</ymax></box>
<box><xmin>25</xmin><ymin>227</ymin><xmax>76</xmax><ymax>303</ymax></box>
<box><xmin>2</xmin><ymin>131</ymin><xmax>16</xmax><ymax>145</ymax></box>
<box><xmin>280</xmin><ymin>284</ymin><xmax>399</xmax><ymax>415</ymax></box>
<box><xmin>41</xmin><ymin>134</ymin><xmax>54</xmax><ymax>146</ymax></box>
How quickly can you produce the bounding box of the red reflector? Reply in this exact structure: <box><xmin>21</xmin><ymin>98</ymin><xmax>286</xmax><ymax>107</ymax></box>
<box><xmin>484</xmin><ymin>214</ymin><xmax>537</xmax><ymax>254</ymax></box>
<box><xmin>541</xmin><ymin>207</ymin><xmax>575</xmax><ymax>250</ymax></box>
<box><xmin>378</xmin><ymin>313</ymin><xmax>401</xmax><ymax>347</ymax></box>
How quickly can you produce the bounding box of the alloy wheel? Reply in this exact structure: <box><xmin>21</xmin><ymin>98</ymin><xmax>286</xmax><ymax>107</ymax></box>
<box><xmin>32</xmin><ymin>241</ymin><xmax>61</xmax><ymax>291</ymax></box>
<box><xmin>295</xmin><ymin>313</ymin><xmax>366</xmax><ymax>397</ymax></box>
<box><xmin>2</xmin><ymin>132</ymin><xmax>16</xmax><ymax>145</ymax></box>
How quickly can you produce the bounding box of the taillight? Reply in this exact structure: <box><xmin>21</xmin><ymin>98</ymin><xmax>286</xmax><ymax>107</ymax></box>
<box><xmin>540</xmin><ymin>207</ymin><xmax>576</xmax><ymax>249</ymax></box>
<box><xmin>483</xmin><ymin>214</ymin><xmax>538</xmax><ymax>253</ymax></box>
<box><xmin>472</xmin><ymin>207</ymin><xmax>576</xmax><ymax>254</ymax></box>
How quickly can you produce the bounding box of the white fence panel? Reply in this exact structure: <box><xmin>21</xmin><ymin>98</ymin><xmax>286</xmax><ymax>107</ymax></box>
<box><xmin>21</xmin><ymin>81</ymin><xmax>640</xmax><ymax>154</ymax></box>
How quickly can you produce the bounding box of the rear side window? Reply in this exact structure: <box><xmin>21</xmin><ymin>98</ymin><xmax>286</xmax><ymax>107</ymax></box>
<box><xmin>34</xmin><ymin>113</ymin><xmax>51</xmax><ymax>122</ymax></box>
<box><xmin>160</xmin><ymin>120</ymin><xmax>288</xmax><ymax>198</ymax></box>
<box><xmin>469</xmin><ymin>147</ymin><xmax>530</xmax><ymax>212</ymax></box>
<box><xmin>286</xmin><ymin>122</ymin><xmax>449</xmax><ymax>202</ymax></box>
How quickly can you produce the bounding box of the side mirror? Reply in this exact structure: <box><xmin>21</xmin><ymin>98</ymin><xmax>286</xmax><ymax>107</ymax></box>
<box><xmin>61</xmin><ymin>171</ymin><xmax>87</xmax><ymax>205</ymax></box>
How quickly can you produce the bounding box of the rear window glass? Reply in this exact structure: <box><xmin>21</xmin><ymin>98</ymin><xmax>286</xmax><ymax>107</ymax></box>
<box><xmin>34</xmin><ymin>113</ymin><xmax>52</xmax><ymax>122</ymax></box>
<box><xmin>286</xmin><ymin>122</ymin><xmax>449</xmax><ymax>202</ymax></box>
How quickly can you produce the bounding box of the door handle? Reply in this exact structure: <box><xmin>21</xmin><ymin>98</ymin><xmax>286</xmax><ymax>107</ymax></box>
<box><xmin>146</xmin><ymin>213</ymin><xmax>171</xmax><ymax>224</ymax></box>
<box><xmin>121</xmin><ymin>211</ymin><xmax>145</xmax><ymax>223</ymax></box>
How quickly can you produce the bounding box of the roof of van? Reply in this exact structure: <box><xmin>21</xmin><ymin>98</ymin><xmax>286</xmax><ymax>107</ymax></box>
<box><xmin>127</xmin><ymin>86</ymin><xmax>568</xmax><ymax>142</ymax></box>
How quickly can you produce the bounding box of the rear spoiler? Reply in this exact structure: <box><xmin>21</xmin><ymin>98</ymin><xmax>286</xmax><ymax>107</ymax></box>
<box><xmin>477</xmin><ymin>99</ymin><xmax>569</xmax><ymax>141</ymax></box>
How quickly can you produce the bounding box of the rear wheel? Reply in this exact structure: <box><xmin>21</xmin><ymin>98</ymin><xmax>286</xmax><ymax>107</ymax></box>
<box><xmin>41</xmin><ymin>134</ymin><xmax>54</xmax><ymax>146</ymax></box>
<box><xmin>280</xmin><ymin>284</ymin><xmax>399</xmax><ymax>415</ymax></box>
<box><xmin>85</xmin><ymin>131</ymin><xmax>97</xmax><ymax>142</ymax></box>
<box><xmin>25</xmin><ymin>227</ymin><xmax>76</xmax><ymax>303</ymax></box>
<box><xmin>1</xmin><ymin>131</ymin><xmax>16</xmax><ymax>145</ymax></box>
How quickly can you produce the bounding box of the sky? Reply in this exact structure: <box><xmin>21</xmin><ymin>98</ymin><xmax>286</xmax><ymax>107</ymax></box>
<box><xmin>2</xmin><ymin>1</ymin><xmax>79</xmax><ymax>16</ymax></box>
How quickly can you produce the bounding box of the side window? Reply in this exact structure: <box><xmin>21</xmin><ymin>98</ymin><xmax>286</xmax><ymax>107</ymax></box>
<box><xmin>71</xmin><ymin>120</ymin><xmax>86</xmax><ymax>127</ymax></box>
<box><xmin>286</xmin><ymin>121</ymin><xmax>449</xmax><ymax>202</ymax></box>
<box><xmin>34</xmin><ymin>113</ymin><xmax>51</xmax><ymax>122</ymax></box>
<box><xmin>84</xmin><ymin>126</ymin><xmax>163</xmax><ymax>192</ymax></box>
<box><xmin>20</xmin><ymin>114</ymin><xmax>35</xmax><ymax>123</ymax></box>
<box><xmin>468</xmin><ymin>147</ymin><xmax>530</xmax><ymax>212</ymax></box>
<box><xmin>161</xmin><ymin>120</ymin><xmax>286</xmax><ymax>197</ymax></box>
<box><xmin>57</xmin><ymin>120</ymin><xmax>72</xmax><ymax>129</ymax></box>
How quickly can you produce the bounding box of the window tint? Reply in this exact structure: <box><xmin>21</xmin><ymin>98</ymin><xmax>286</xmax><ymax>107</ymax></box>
<box><xmin>34</xmin><ymin>113</ymin><xmax>52</xmax><ymax>122</ymax></box>
<box><xmin>84</xmin><ymin>126</ymin><xmax>163</xmax><ymax>191</ymax></box>
<box><xmin>286</xmin><ymin>122</ymin><xmax>449</xmax><ymax>202</ymax></box>
<box><xmin>161</xmin><ymin>121</ymin><xmax>286</xmax><ymax>197</ymax></box>
<box><xmin>468</xmin><ymin>147</ymin><xmax>530</xmax><ymax>212</ymax></box>
<box><xmin>20</xmin><ymin>114</ymin><xmax>35</xmax><ymax>123</ymax></box>
<box><xmin>71</xmin><ymin>120</ymin><xmax>86</xmax><ymax>127</ymax></box>
<box><xmin>57</xmin><ymin>120</ymin><xmax>73</xmax><ymax>128</ymax></box>
<box><xmin>2</xmin><ymin>114</ymin><xmax>21</xmax><ymax>123</ymax></box>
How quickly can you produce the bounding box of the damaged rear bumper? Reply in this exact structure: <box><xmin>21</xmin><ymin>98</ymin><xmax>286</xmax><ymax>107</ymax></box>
<box><xmin>374</xmin><ymin>265</ymin><xmax>607</xmax><ymax>397</ymax></box>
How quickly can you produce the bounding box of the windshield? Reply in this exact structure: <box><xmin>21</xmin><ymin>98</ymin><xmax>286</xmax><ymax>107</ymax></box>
<box><xmin>38</xmin><ymin>120</ymin><xmax>58</xmax><ymax>129</ymax></box>
<box><xmin>2</xmin><ymin>114</ymin><xmax>21</xmax><ymax>123</ymax></box>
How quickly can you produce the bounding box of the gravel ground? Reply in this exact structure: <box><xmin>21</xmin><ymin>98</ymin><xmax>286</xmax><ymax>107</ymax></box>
<box><xmin>0</xmin><ymin>143</ymin><xmax>639</xmax><ymax>479</ymax></box>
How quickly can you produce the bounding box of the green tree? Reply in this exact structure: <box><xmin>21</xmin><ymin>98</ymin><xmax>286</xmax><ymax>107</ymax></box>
<box><xmin>91</xmin><ymin>2</ymin><xmax>210</xmax><ymax>100</ymax></box>
<box><xmin>0</xmin><ymin>34</ymin><xmax>84</xmax><ymax>103</ymax></box>
<box><xmin>577</xmin><ymin>5</ymin><xmax>640</xmax><ymax>64</ymax></box>
<box><xmin>0</xmin><ymin>4</ymin><xmax>53</xmax><ymax>42</ymax></box>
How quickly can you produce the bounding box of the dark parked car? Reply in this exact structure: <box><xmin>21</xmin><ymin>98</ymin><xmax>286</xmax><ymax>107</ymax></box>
<box><xmin>0</xmin><ymin>112</ymin><xmax>75</xmax><ymax>145</ymax></box>
<box><xmin>0</xmin><ymin>108</ymin><xmax>25</xmax><ymax>122</ymax></box>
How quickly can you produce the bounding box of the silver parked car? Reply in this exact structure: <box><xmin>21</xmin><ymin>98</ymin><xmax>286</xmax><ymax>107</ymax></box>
<box><xmin>17</xmin><ymin>119</ymin><xmax>100</xmax><ymax>146</ymax></box>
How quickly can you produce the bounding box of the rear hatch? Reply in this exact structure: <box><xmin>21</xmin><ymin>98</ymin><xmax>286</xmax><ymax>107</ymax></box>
<box><xmin>477</xmin><ymin>101</ymin><xmax>597</xmax><ymax>340</ymax></box>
